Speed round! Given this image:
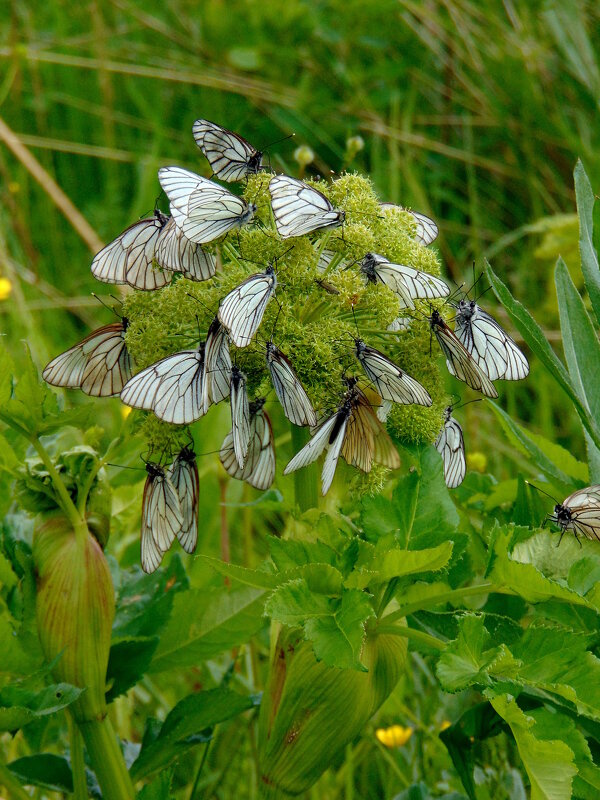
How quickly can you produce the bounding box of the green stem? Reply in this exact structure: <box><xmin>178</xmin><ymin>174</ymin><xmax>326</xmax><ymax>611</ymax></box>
<box><xmin>30</xmin><ymin>436</ymin><xmax>86</xmax><ymax>541</ymax></box>
<box><xmin>0</xmin><ymin>761</ymin><xmax>31</xmax><ymax>800</ymax></box>
<box><xmin>290</xmin><ymin>424</ymin><xmax>319</xmax><ymax>512</ymax></box>
<box><xmin>78</xmin><ymin>717</ymin><xmax>135</xmax><ymax>800</ymax></box>
<box><xmin>382</xmin><ymin>582</ymin><xmax>496</xmax><ymax>625</ymax></box>
<box><xmin>190</xmin><ymin>741</ymin><xmax>211</xmax><ymax>800</ymax></box>
<box><xmin>69</xmin><ymin>713</ymin><xmax>89</xmax><ymax>799</ymax></box>
<box><xmin>377</xmin><ymin>624</ymin><xmax>446</xmax><ymax>651</ymax></box>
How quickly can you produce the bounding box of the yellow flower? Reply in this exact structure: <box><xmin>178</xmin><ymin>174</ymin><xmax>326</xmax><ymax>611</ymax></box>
<box><xmin>440</xmin><ymin>720</ymin><xmax>452</xmax><ymax>731</ymax></box>
<box><xmin>121</xmin><ymin>405</ymin><xmax>132</xmax><ymax>420</ymax></box>
<box><xmin>375</xmin><ymin>724</ymin><xmax>413</xmax><ymax>747</ymax></box>
<box><xmin>466</xmin><ymin>451</ymin><xmax>487</xmax><ymax>473</ymax></box>
<box><xmin>0</xmin><ymin>278</ymin><xmax>12</xmax><ymax>300</ymax></box>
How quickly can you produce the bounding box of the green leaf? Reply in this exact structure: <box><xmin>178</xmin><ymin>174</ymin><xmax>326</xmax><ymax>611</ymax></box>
<box><xmin>8</xmin><ymin>754</ymin><xmax>75</xmax><ymax>794</ymax></box>
<box><xmin>136</xmin><ymin>770</ymin><xmax>173</xmax><ymax>800</ymax></box>
<box><xmin>106</xmin><ymin>637</ymin><xmax>159</xmax><ymax>702</ymax></box>
<box><xmin>0</xmin><ymin>683</ymin><xmax>84</xmax><ymax>732</ymax></box>
<box><xmin>197</xmin><ymin>555</ymin><xmax>279</xmax><ymax>589</ymax></box>
<box><xmin>149</xmin><ymin>585</ymin><xmax>267</xmax><ymax>673</ymax></box>
<box><xmin>344</xmin><ymin>543</ymin><xmax>453</xmax><ymax>589</ymax></box>
<box><xmin>485</xmin><ymin>260</ymin><xmax>600</xmax><ymax>447</ymax></box>
<box><xmin>489</xmin><ymin>694</ymin><xmax>576</xmax><ymax>800</ymax></box>
<box><xmin>130</xmin><ymin>688</ymin><xmax>255</xmax><ymax>780</ymax></box>
<box><xmin>574</xmin><ymin>160</ymin><xmax>600</xmax><ymax>326</ymax></box>
<box><xmin>555</xmin><ymin>256</ymin><xmax>600</xmax><ymax>480</ymax></box>
<box><xmin>393</xmin><ymin>783</ymin><xmax>469</xmax><ymax>800</ymax></box>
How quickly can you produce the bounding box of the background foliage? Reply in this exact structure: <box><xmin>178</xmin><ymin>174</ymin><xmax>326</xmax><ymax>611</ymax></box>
<box><xmin>2</xmin><ymin>1</ymin><xmax>600</xmax><ymax>798</ymax></box>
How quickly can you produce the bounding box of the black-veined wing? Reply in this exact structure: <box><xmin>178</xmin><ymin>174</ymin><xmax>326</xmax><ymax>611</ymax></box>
<box><xmin>354</xmin><ymin>340</ymin><xmax>432</xmax><ymax>406</ymax></box>
<box><xmin>91</xmin><ymin>212</ymin><xmax>171</xmax><ymax>291</ymax></box>
<box><xmin>388</xmin><ymin>317</ymin><xmax>413</xmax><ymax>332</ymax></box>
<box><xmin>218</xmin><ymin>266</ymin><xmax>277</xmax><ymax>347</ymax></box>
<box><xmin>284</xmin><ymin>410</ymin><xmax>346</xmax><ymax>496</ymax></box>
<box><xmin>266</xmin><ymin>342</ymin><xmax>317</xmax><ymax>426</ymax></box>
<box><xmin>120</xmin><ymin>346</ymin><xmax>206</xmax><ymax>424</ymax></box>
<box><xmin>342</xmin><ymin>382</ymin><xmax>400</xmax><ymax>472</ymax></box>
<box><xmin>158</xmin><ymin>167</ymin><xmax>256</xmax><ymax>244</ymax></box>
<box><xmin>167</xmin><ymin>446</ymin><xmax>199</xmax><ymax>553</ymax></box>
<box><xmin>434</xmin><ymin>407</ymin><xmax>465</xmax><ymax>489</ymax></box>
<box><xmin>202</xmin><ymin>317</ymin><xmax>232</xmax><ymax>413</ymax></box>
<box><xmin>455</xmin><ymin>300</ymin><xmax>529</xmax><ymax>381</ymax></box>
<box><xmin>361</xmin><ymin>253</ymin><xmax>449</xmax><ymax>309</ymax></box>
<box><xmin>192</xmin><ymin>118</ymin><xmax>263</xmax><ymax>182</ymax></box>
<box><xmin>429</xmin><ymin>310</ymin><xmax>498</xmax><ymax>398</ymax></box>
<box><xmin>220</xmin><ymin>399</ymin><xmax>275</xmax><ymax>490</ymax></box>
<box><xmin>380</xmin><ymin>203</ymin><xmax>439</xmax><ymax>246</ymax></box>
<box><xmin>230</xmin><ymin>366</ymin><xmax>250</xmax><ymax>468</ymax></box>
<box><xmin>155</xmin><ymin>217</ymin><xmax>216</xmax><ymax>282</ymax></box>
<box><xmin>140</xmin><ymin>462</ymin><xmax>183</xmax><ymax>572</ymax></box>
<box><xmin>552</xmin><ymin>485</ymin><xmax>600</xmax><ymax>542</ymax></box>
<box><xmin>43</xmin><ymin>320</ymin><xmax>132</xmax><ymax>397</ymax></box>
<box><xmin>269</xmin><ymin>175</ymin><xmax>345</xmax><ymax>239</ymax></box>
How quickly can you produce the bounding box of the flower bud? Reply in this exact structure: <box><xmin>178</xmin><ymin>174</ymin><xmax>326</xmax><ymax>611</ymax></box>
<box><xmin>293</xmin><ymin>145</ymin><xmax>315</xmax><ymax>168</ymax></box>
<box><xmin>258</xmin><ymin>623</ymin><xmax>407</xmax><ymax>795</ymax></box>
<box><xmin>33</xmin><ymin>514</ymin><xmax>115</xmax><ymax>723</ymax></box>
<box><xmin>345</xmin><ymin>135</ymin><xmax>365</xmax><ymax>160</ymax></box>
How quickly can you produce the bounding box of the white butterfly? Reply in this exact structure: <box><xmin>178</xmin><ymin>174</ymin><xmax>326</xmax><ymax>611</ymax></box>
<box><xmin>202</xmin><ymin>317</ymin><xmax>232</xmax><ymax>413</ymax></box>
<box><xmin>155</xmin><ymin>217</ymin><xmax>216</xmax><ymax>282</ymax></box>
<box><xmin>218</xmin><ymin>265</ymin><xmax>277</xmax><ymax>347</ymax></box>
<box><xmin>158</xmin><ymin>167</ymin><xmax>256</xmax><ymax>244</ymax></box>
<box><xmin>266</xmin><ymin>342</ymin><xmax>317</xmax><ymax>427</ymax></box>
<box><xmin>43</xmin><ymin>319</ymin><xmax>133</xmax><ymax>397</ymax></box>
<box><xmin>434</xmin><ymin>406</ymin><xmax>466</xmax><ymax>489</ymax></box>
<box><xmin>429</xmin><ymin>310</ymin><xmax>498</xmax><ymax>398</ymax></box>
<box><xmin>140</xmin><ymin>462</ymin><xmax>183</xmax><ymax>573</ymax></box>
<box><xmin>388</xmin><ymin>317</ymin><xmax>413</xmax><ymax>332</ymax></box>
<box><xmin>192</xmin><ymin>118</ymin><xmax>263</xmax><ymax>182</ymax></box>
<box><xmin>353</xmin><ymin>339</ymin><xmax>432</xmax><ymax>406</ymax></box>
<box><xmin>361</xmin><ymin>253</ymin><xmax>449</xmax><ymax>309</ymax></box>
<box><xmin>230</xmin><ymin>366</ymin><xmax>250</xmax><ymax>468</ymax></box>
<box><xmin>220</xmin><ymin>398</ymin><xmax>275</xmax><ymax>490</ymax></box>
<box><xmin>284</xmin><ymin>379</ymin><xmax>400</xmax><ymax>495</ymax></box>
<box><xmin>549</xmin><ymin>485</ymin><xmax>600</xmax><ymax>542</ymax></box>
<box><xmin>269</xmin><ymin>175</ymin><xmax>345</xmax><ymax>239</ymax></box>
<box><xmin>380</xmin><ymin>203</ymin><xmax>439</xmax><ymax>246</ymax></box>
<box><xmin>454</xmin><ymin>300</ymin><xmax>529</xmax><ymax>381</ymax></box>
<box><xmin>91</xmin><ymin>211</ymin><xmax>171</xmax><ymax>291</ymax></box>
<box><xmin>120</xmin><ymin>345</ymin><xmax>206</xmax><ymax>425</ymax></box>
<box><xmin>167</xmin><ymin>446</ymin><xmax>199</xmax><ymax>554</ymax></box>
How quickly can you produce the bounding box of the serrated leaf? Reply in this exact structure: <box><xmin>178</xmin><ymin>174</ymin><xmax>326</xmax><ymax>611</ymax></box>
<box><xmin>265</xmin><ymin>579</ymin><xmax>331</xmax><ymax>627</ymax></box>
<box><xmin>344</xmin><ymin>543</ymin><xmax>453</xmax><ymax>589</ymax></box>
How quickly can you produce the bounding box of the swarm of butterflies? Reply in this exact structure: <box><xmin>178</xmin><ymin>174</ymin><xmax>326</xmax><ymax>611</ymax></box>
<box><xmin>45</xmin><ymin>117</ymin><xmax>591</xmax><ymax>575</ymax></box>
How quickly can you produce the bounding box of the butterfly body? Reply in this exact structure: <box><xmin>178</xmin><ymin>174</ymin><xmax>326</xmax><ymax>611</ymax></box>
<box><xmin>549</xmin><ymin>486</ymin><xmax>600</xmax><ymax>542</ymax></box>
<box><xmin>192</xmin><ymin>119</ymin><xmax>263</xmax><ymax>182</ymax></box>
<box><xmin>354</xmin><ymin>338</ymin><xmax>432</xmax><ymax>406</ymax></box>
<box><xmin>360</xmin><ymin>252</ymin><xmax>449</xmax><ymax>309</ymax></box>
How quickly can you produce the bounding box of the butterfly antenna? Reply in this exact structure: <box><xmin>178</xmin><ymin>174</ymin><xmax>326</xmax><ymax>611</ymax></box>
<box><xmin>454</xmin><ymin>398</ymin><xmax>483</xmax><ymax>411</ymax></box>
<box><xmin>473</xmin><ymin>283</ymin><xmax>494</xmax><ymax>303</ymax></box>
<box><xmin>91</xmin><ymin>292</ymin><xmax>120</xmax><ymax>317</ymax></box>
<box><xmin>525</xmin><ymin>481</ymin><xmax>559</xmax><ymax>504</ymax></box>
<box><xmin>262</xmin><ymin>132</ymin><xmax>295</xmax><ymax>151</ymax></box>
<box><xmin>105</xmin><ymin>463</ymin><xmax>146</xmax><ymax>472</ymax></box>
<box><xmin>350</xmin><ymin>302</ymin><xmax>361</xmax><ymax>338</ymax></box>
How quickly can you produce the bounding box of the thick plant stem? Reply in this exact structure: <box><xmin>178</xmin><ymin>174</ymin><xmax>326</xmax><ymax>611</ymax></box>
<box><xmin>69</xmin><ymin>714</ymin><xmax>89</xmax><ymax>799</ymax></box>
<box><xmin>290</xmin><ymin>425</ymin><xmax>319</xmax><ymax>511</ymax></box>
<box><xmin>79</xmin><ymin>717</ymin><xmax>135</xmax><ymax>800</ymax></box>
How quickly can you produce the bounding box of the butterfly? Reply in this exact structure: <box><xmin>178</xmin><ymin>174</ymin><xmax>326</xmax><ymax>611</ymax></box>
<box><xmin>220</xmin><ymin>398</ymin><xmax>276</xmax><ymax>490</ymax></box>
<box><xmin>140</xmin><ymin>461</ymin><xmax>183</xmax><ymax>573</ymax></box>
<box><xmin>379</xmin><ymin>203</ymin><xmax>439</xmax><ymax>246</ymax></box>
<box><xmin>434</xmin><ymin>406</ymin><xmax>466</xmax><ymax>489</ymax></box>
<box><xmin>388</xmin><ymin>317</ymin><xmax>413</xmax><ymax>332</ymax></box>
<box><xmin>91</xmin><ymin>211</ymin><xmax>172</xmax><ymax>291</ymax></box>
<box><xmin>353</xmin><ymin>339</ymin><xmax>432</xmax><ymax>406</ymax></box>
<box><xmin>120</xmin><ymin>345</ymin><xmax>206</xmax><ymax>425</ymax></box>
<box><xmin>218</xmin><ymin>265</ymin><xmax>277</xmax><ymax>347</ymax></box>
<box><xmin>192</xmin><ymin>118</ymin><xmax>264</xmax><ymax>182</ymax></box>
<box><xmin>360</xmin><ymin>253</ymin><xmax>450</xmax><ymax>309</ymax></box>
<box><xmin>158</xmin><ymin>167</ymin><xmax>256</xmax><ymax>244</ymax></box>
<box><xmin>284</xmin><ymin>378</ymin><xmax>400</xmax><ymax>495</ymax></box>
<box><xmin>155</xmin><ymin>217</ymin><xmax>216</xmax><ymax>282</ymax></box>
<box><xmin>454</xmin><ymin>299</ymin><xmax>529</xmax><ymax>381</ymax></box>
<box><xmin>202</xmin><ymin>317</ymin><xmax>232</xmax><ymax>413</ymax></box>
<box><xmin>546</xmin><ymin>485</ymin><xmax>600</xmax><ymax>543</ymax></box>
<box><xmin>230</xmin><ymin>365</ymin><xmax>250</xmax><ymax>468</ymax></box>
<box><xmin>43</xmin><ymin>319</ymin><xmax>133</xmax><ymax>397</ymax></box>
<box><xmin>266</xmin><ymin>342</ymin><xmax>317</xmax><ymax>426</ymax></box>
<box><xmin>428</xmin><ymin>310</ymin><xmax>498</xmax><ymax>398</ymax></box>
<box><xmin>167</xmin><ymin>446</ymin><xmax>199</xmax><ymax>554</ymax></box>
<box><xmin>269</xmin><ymin>175</ymin><xmax>345</xmax><ymax>239</ymax></box>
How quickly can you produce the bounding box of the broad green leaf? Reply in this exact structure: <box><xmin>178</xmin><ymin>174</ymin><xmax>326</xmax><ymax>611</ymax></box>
<box><xmin>130</xmin><ymin>688</ymin><xmax>255</xmax><ymax>779</ymax></box>
<box><xmin>150</xmin><ymin>585</ymin><xmax>267</xmax><ymax>673</ymax></box>
<box><xmin>573</xmin><ymin>160</ymin><xmax>600</xmax><ymax>326</ymax></box>
<box><xmin>197</xmin><ymin>555</ymin><xmax>279</xmax><ymax>589</ymax></box>
<box><xmin>0</xmin><ymin>683</ymin><xmax>83</xmax><ymax>732</ymax></box>
<box><xmin>344</xmin><ymin>543</ymin><xmax>453</xmax><ymax>589</ymax></box>
<box><xmin>265</xmin><ymin>579</ymin><xmax>331</xmax><ymax>627</ymax></box>
<box><xmin>106</xmin><ymin>637</ymin><xmax>159</xmax><ymax>702</ymax></box>
<box><xmin>8</xmin><ymin>754</ymin><xmax>75</xmax><ymax>794</ymax></box>
<box><xmin>136</xmin><ymin>770</ymin><xmax>173</xmax><ymax>800</ymax></box>
<box><xmin>489</xmin><ymin>693</ymin><xmax>576</xmax><ymax>800</ymax></box>
<box><xmin>485</xmin><ymin>261</ymin><xmax>600</xmax><ymax>447</ymax></box>
<box><xmin>555</xmin><ymin>256</ymin><xmax>600</xmax><ymax>481</ymax></box>
<box><xmin>268</xmin><ymin>535</ymin><xmax>339</xmax><ymax>571</ymax></box>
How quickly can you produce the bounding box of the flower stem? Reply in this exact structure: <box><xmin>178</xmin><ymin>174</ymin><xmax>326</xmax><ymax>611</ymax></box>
<box><xmin>290</xmin><ymin>425</ymin><xmax>319</xmax><ymax>511</ymax></box>
<box><xmin>382</xmin><ymin>582</ymin><xmax>495</xmax><ymax>625</ymax></box>
<box><xmin>376</xmin><ymin>624</ymin><xmax>446</xmax><ymax>651</ymax></box>
<box><xmin>78</xmin><ymin>717</ymin><xmax>135</xmax><ymax>800</ymax></box>
<box><xmin>69</xmin><ymin>713</ymin><xmax>89</xmax><ymax>799</ymax></box>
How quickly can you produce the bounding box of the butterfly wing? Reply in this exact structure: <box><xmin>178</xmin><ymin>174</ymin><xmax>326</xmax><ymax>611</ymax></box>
<box><xmin>91</xmin><ymin>217</ymin><xmax>169</xmax><ymax>290</ymax></box>
<box><xmin>159</xmin><ymin>167</ymin><xmax>252</xmax><ymax>244</ymax></box>
<box><xmin>373</xmin><ymin>258</ymin><xmax>448</xmax><ymax>308</ymax></box>
<box><xmin>220</xmin><ymin>408</ymin><xmax>275</xmax><ymax>490</ymax></box>
<box><xmin>563</xmin><ymin>485</ymin><xmax>600</xmax><ymax>510</ymax></box>
<box><xmin>141</xmin><ymin>481</ymin><xmax>164</xmax><ymax>574</ymax></box>
<box><xmin>435</xmin><ymin>415</ymin><xmax>465</xmax><ymax>488</ymax></box>
<box><xmin>284</xmin><ymin>413</ymin><xmax>340</xmax><ymax>475</ymax></box>
<box><xmin>379</xmin><ymin>203</ymin><xmax>439</xmax><ymax>246</ymax></box>
<box><xmin>266</xmin><ymin>344</ymin><xmax>317</xmax><ymax>426</ymax></box>
<box><xmin>432</xmin><ymin>317</ymin><xmax>498</xmax><ymax>398</ymax></box>
<box><xmin>192</xmin><ymin>119</ymin><xmax>261</xmax><ymax>182</ymax></box>
<box><xmin>141</xmin><ymin>468</ymin><xmax>183</xmax><ymax>567</ymax></box>
<box><xmin>320</xmin><ymin>414</ymin><xmax>348</xmax><ymax>495</ymax></box>
<box><xmin>203</xmin><ymin>318</ymin><xmax>232</xmax><ymax>412</ymax></box>
<box><xmin>218</xmin><ymin>271</ymin><xmax>277</xmax><ymax>347</ymax></box>
<box><xmin>231</xmin><ymin>371</ymin><xmax>250</xmax><ymax>468</ymax></box>
<box><xmin>168</xmin><ymin>450</ymin><xmax>199</xmax><ymax>553</ymax></box>
<box><xmin>356</xmin><ymin>344</ymin><xmax>432</xmax><ymax>406</ymax></box>
<box><xmin>455</xmin><ymin>305</ymin><xmax>529</xmax><ymax>381</ymax></box>
<box><xmin>344</xmin><ymin>388</ymin><xmax>400</xmax><ymax>471</ymax></box>
<box><xmin>155</xmin><ymin>217</ymin><xmax>216</xmax><ymax>281</ymax></box>
<box><xmin>269</xmin><ymin>175</ymin><xmax>344</xmax><ymax>239</ymax></box>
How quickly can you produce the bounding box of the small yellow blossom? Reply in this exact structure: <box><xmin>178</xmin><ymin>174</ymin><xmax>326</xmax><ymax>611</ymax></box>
<box><xmin>121</xmin><ymin>405</ymin><xmax>132</xmax><ymax>420</ymax></box>
<box><xmin>375</xmin><ymin>724</ymin><xmax>413</xmax><ymax>748</ymax></box>
<box><xmin>440</xmin><ymin>720</ymin><xmax>452</xmax><ymax>731</ymax></box>
<box><xmin>293</xmin><ymin>145</ymin><xmax>315</xmax><ymax>167</ymax></box>
<box><xmin>467</xmin><ymin>451</ymin><xmax>487</xmax><ymax>473</ymax></box>
<box><xmin>8</xmin><ymin>182</ymin><xmax>20</xmax><ymax>194</ymax></box>
<box><xmin>0</xmin><ymin>278</ymin><xmax>12</xmax><ymax>300</ymax></box>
